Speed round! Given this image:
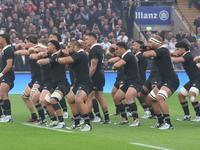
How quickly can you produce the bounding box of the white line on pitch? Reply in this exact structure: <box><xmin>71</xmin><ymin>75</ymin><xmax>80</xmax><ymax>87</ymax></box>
<box><xmin>130</xmin><ymin>143</ymin><xmax>172</xmax><ymax>150</ymax></box>
<box><xmin>22</xmin><ymin>123</ymin><xmax>74</xmax><ymax>133</ymax></box>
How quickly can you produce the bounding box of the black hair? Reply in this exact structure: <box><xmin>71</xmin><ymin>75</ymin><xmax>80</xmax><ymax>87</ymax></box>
<box><xmin>26</xmin><ymin>34</ymin><xmax>38</xmax><ymax>44</ymax></box>
<box><xmin>49</xmin><ymin>40</ymin><xmax>60</xmax><ymax>50</ymax></box>
<box><xmin>175</xmin><ymin>41</ymin><xmax>189</xmax><ymax>51</ymax></box>
<box><xmin>86</xmin><ymin>32</ymin><xmax>97</xmax><ymax>40</ymax></box>
<box><xmin>0</xmin><ymin>34</ymin><xmax>10</xmax><ymax>44</ymax></box>
<box><xmin>135</xmin><ymin>40</ymin><xmax>144</xmax><ymax>45</ymax></box>
<box><xmin>116</xmin><ymin>42</ymin><xmax>127</xmax><ymax>50</ymax></box>
<box><xmin>50</xmin><ymin>32</ymin><xmax>62</xmax><ymax>42</ymax></box>
<box><xmin>70</xmin><ymin>40</ymin><xmax>81</xmax><ymax>48</ymax></box>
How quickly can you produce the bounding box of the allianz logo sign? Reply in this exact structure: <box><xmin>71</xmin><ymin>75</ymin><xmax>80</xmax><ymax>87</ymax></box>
<box><xmin>135</xmin><ymin>10</ymin><xmax>169</xmax><ymax>21</ymax></box>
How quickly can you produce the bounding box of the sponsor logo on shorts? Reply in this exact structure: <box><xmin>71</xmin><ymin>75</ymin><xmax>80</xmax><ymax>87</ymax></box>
<box><xmin>130</xmin><ymin>85</ymin><xmax>133</xmax><ymax>87</ymax></box>
<box><xmin>93</xmin><ymin>86</ymin><xmax>97</xmax><ymax>90</ymax></box>
<box><xmin>164</xmin><ymin>83</ymin><xmax>167</xmax><ymax>86</ymax></box>
<box><xmin>193</xmin><ymin>84</ymin><xmax>196</xmax><ymax>86</ymax></box>
<box><xmin>78</xmin><ymin>87</ymin><xmax>82</xmax><ymax>90</ymax></box>
<box><xmin>44</xmin><ymin>87</ymin><xmax>47</xmax><ymax>89</ymax></box>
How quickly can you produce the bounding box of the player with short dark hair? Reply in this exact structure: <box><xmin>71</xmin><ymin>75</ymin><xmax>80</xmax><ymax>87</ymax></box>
<box><xmin>14</xmin><ymin>34</ymin><xmax>42</xmax><ymax>122</ymax></box>
<box><xmin>48</xmin><ymin>32</ymin><xmax>69</xmax><ymax>119</ymax></box>
<box><xmin>112</xmin><ymin>42</ymin><xmax>143</xmax><ymax>126</ymax></box>
<box><xmin>132</xmin><ymin>40</ymin><xmax>150</xmax><ymax>119</ymax></box>
<box><xmin>173</xmin><ymin>41</ymin><xmax>200</xmax><ymax>122</ymax></box>
<box><xmin>0</xmin><ymin>34</ymin><xmax>15</xmax><ymax>122</ymax></box>
<box><xmin>142</xmin><ymin>37</ymin><xmax>180</xmax><ymax>130</ymax></box>
<box><xmin>57</xmin><ymin>40</ymin><xmax>93</xmax><ymax>131</ymax></box>
<box><xmin>85</xmin><ymin>32</ymin><xmax>111</xmax><ymax>124</ymax></box>
<box><xmin>37</xmin><ymin>40</ymin><xmax>70</xmax><ymax>128</ymax></box>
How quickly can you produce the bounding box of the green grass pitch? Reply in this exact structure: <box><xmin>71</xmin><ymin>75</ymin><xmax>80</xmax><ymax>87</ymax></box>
<box><xmin>0</xmin><ymin>93</ymin><xmax>199</xmax><ymax>150</ymax></box>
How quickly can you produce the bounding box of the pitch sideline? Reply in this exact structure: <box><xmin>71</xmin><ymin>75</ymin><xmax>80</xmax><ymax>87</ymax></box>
<box><xmin>130</xmin><ymin>142</ymin><xmax>172</xmax><ymax>150</ymax></box>
<box><xmin>22</xmin><ymin>123</ymin><xmax>74</xmax><ymax>133</ymax></box>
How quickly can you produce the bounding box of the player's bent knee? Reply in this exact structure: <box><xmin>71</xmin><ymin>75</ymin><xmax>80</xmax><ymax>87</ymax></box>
<box><xmin>75</xmin><ymin>98</ymin><xmax>83</xmax><ymax>104</ymax></box>
<box><xmin>149</xmin><ymin>90</ymin><xmax>156</xmax><ymax>100</ymax></box>
<box><xmin>141</xmin><ymin>88</ymin><xmax>148</xmax><ymax>96</ymax></box>
<box><xmin>21</xmin><ymin>91</ymin><xmax>30</xmax><ymax>99</ymax></box>
<box><xmin>157</xmin><ymin>90</ymin><xmax>168</xmax><ymax>100</ymax></box>
<box><xmin>189</xmin><ymin>87</ymin><xmax>199</xmax><ymax>97</ymax></box>
<box><xmin>180</xmin><ymin>87</ymin><xmax>188</xmax><ymax>97</ymax></box>
<box><xmin>44</xmin><ymin>94</ymin><xmax>50</xmax><ymax>103</ymax></box>
<box><xmin>189</xmin><ymin>96</ymin><xmax>196</xmax><ymax>102</ymax></box>
<box><xmin>51</xmin><ymin>91</ymin><xmax>62</xmax><ymax>102</ymax></box>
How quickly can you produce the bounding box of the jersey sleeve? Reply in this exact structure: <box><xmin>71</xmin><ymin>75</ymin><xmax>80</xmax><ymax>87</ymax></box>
<box><xmin>49</xmin><ymin>54</ymin><xmax>58</xmax><ymax>63</ymax></box>
<box><xmin>89</xmin><ymin>48</ymin><xmax>99</xmax><ymax>59</ymax></box>
<box><xmin>182</xmin><ymin>53</ymin><xmax>192</xmax><ymax>62</ymax></box>
<box><xmin>136</xmin><ymin>53</ymin><xmax>143</xmax><ymax>62</ymax></box>
<box><xmin>154</xmin><ymin>48</ymin><xmax>163</xmax><ymax>57</ymax></box>
<box><xmin>5</xmin><ymin>48</ymin><xmax>14</xmax><ymax>60</ymax></box>
<box><xmin>71</xmin><ymin>52</ymin><xmax>82</xmax><ymax>63</ymax></box>
<box><xmin>122</xmin><ymin>53</ymin><xmax>131</xmax><ymax>63</ymax></box>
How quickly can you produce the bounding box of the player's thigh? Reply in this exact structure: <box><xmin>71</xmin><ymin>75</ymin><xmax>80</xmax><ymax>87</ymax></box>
<box><xmin>40</xmin><ymin>89</ymin><xmax>51</xmax><ymax>104</ymax></box>
<box><xmin>125</xmin><ymin>87</ymin><xmax>137</xmax><ymax>102</ymax></box>
<box><xmin>0</xmin><ymin>82</ymin><xmax>10</xmax><ymax>97</ymax></box>
<box><xmin>67</xmin><ymin>88</ymin><xmax>76</xmax><ymax>104</ymax></box>
<box><xmin>75</xmin><ymin>90</ymin><xmax>87</xmax><ymax>104</ymax></box>
<box><xmin>113</xmin><ymin>89</ymin><xmax>126</xmax><ymax>103</ymax></box>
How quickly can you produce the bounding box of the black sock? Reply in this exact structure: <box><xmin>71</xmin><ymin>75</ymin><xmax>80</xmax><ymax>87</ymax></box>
<box><xmin>3</xmin><ymin>99</ymin><xmax>11</xmax><ymax>115</ymax></box>
<box><xmin>0</xmin><ymin>99</ymin><xmax>3</xmax><ymax>116</ymax></box>
<box><xmin>148</xmin><ymin>106</ymin><xmax>156</xmax><ymax>116</ymax></box>
<box><xmin>142</xmin><ymin>105</ymin><xmax>149</xmax><ymax>112</ymax></box>
<box><xmin>82</xmin><ymin>114</ymin><xmax>90</xmax><ymax>125</ymax></box>
<box><xmin>31</xmin><ymin>113</ymin><xmax>37</xmax><ymax>120</ymax></box>
<box><xmin>60</xmin><ymin>98</ymin><xmax>68</xmax><ymax>112</ymax></box>
<box><xmin>116</xmin><ymin>103</ymin><xmax>127</xmax><ymax>120</ymax></box>
<box><xmin>74</xmin><ymin>114</ymin><xmax>80</xmax><ymax>125</ymax></box>
<box><xmin>50</xmin><ymin>115</ymin><xmax>57</xmax><ymax>121</ymax></box>
<box><xmin>58</xmin><ymin>116</ymin><xmax>64</xmax><ymax>122</ymax></box>
<box><xmin>157</xmin><ymin>114</ymin><xmax>164</xmax><ymax>124</ymax></box>
<box><xmin>180</xmin><ymin>101</ymin><xmax>190</xmax><ymax>115</ymax></box>
<box><xmin>92</xmin><ymin>99</ymin><xmax>101</xmax><ymax>116</ymax></box>
<box><xmin>192</xmin><ymin>101</ymin><xmax>200</xmax><ymax>116</ymax></box>
<box><xmin>104</xmin><ymin>111</ymin><xmax>109</xmax><ymax>120</ymax></box>
<box><xmin>163</xmin><ymin>114</ymin><xmax>171</xmax><ymax>125</ymax></box>
<box><xmin>125</xmin><ymin>104</ymin><xmax>130</xmax><ymax>112</ymax></box>
<box><xmin>129</xmin><ymin>102</ymin><xmax>138</xmax><ymax>119</ymax></box>
<box><xmin>89</xmin><ymin>111</ymin><xmax>95</xmax><ymax>120</ymax></box>
<box><xmin>43</xmin><ymin>106</ymin><xmax>50</xmax><ymax>115</ymax></box>
<box><xmin>35</xmin><ymin>104</ymin><xmax>45</xmax><ymax>120</ymax></box>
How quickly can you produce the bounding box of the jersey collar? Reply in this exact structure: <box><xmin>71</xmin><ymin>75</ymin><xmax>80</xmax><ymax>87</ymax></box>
<box><xmin>90</xmin><ymin>43</ymin><xmax>101</xmax><ymax>49</ymax></box>
<box><xmin>78</xmin><ymin>49</ymin><xmax>84</xmax><ymax>53</ymax></box>
<box><xmin>135</xmin><ymin>51</ymin><xmax>141</xmax><ymax>56</ymax></box>
<box><xmin>182</xmin><ymin>50</ymin><xmax>190</xmax><ymax>56</ymax></box>
<box><xmin>2</xmin><ymin>44</ymin><xmax>11</xmax><ymax>52</ymax></box>
<box><xmin>121</xmin><ymin>49</ymin><xmax>131</xmax><ymax>58</ymax></box>
<box><xmin>51</xmin><ymin>52</ymin><xmax>57</xmax><ymax>56</ymax></box>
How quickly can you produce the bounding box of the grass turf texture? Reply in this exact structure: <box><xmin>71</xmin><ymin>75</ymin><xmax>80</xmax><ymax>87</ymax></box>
<box><xmin>0</xmin><ymin>93</ymin><xmax>199</xmax><ymax>150</ymax></box>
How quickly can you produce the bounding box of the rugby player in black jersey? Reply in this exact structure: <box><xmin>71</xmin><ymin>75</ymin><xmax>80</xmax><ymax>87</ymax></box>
<box><xmin>56</xmin><ymin>40</ymin><xmax>93</xmax><ymax>131</ymax></box>
<box><xmin>172</xmin><ymin>41</ymin><xmax>200</xmax><ymax>122</ymax></box>
<box><xmin>112</xmin><ymin>42</ymin><xmax>143</xmax><ymax>126</ymax></box>
<box><xmin>29</xmin><ymin>39</ymin><xmax>54</xmax><ymax>125</ymax></box>
<box><xmin>0</xmin><ymin>34</ymin><xmax>15</xmax><ymax>122</ymax></box>
<box><xmin>106</xmin><ymin>44</ymin><xmax>126</xmax><ymax>116</ymax></box>
<box><xmin>48</xmin><ymin>32</ymin><xmax>69</xmax><ymax>119</ymax></box>
<box><xmin>85</xmin><ymin>32</ymin><xmax>111</xmax><ymax>124</ymax></box>
<box><xmin>15</xmin><ymin>35</ymin><xmax>42</xmax><ymax>122</ymax></box>
<box><xmin>132</xmin><ymin>41</ymin><xmax>150</xmax><ymax>119</ymax></box>
<box><xmin>142</xmin><ymin>36</ymin><xmax>180</xmax><ymax>130</ymax></box>
<box><xmin>37</xmin><ymin>40</ymin><xmax>70</xmax><ymax>128</ymax></box>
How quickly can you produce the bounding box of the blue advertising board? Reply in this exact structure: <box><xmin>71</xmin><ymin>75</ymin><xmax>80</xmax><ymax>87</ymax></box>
<box><xmin>135</xmin><ymin>6</ymin><xmax>171</xmax><ymax>25</ymax></box>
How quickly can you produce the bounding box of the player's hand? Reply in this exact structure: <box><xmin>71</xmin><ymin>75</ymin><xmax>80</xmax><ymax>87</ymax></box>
<box><xmin>171</xmin><ymin>51</ymin><xmax>179</xmax><ymax>57</ymax></box>
<box><xmin>38</xmin><ymin>52</ymin><xmax>47</xmax><ymax>58</ymax></box>
<box><xmin>194</xmin><ymin>56</ymin><xmax>200</xmax><ymax>62</ymax></box>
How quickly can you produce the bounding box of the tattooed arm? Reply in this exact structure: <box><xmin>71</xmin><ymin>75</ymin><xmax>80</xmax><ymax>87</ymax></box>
<box><xmin>56</xmin><ymin>56</ymin><xmax>74</xmax><ymax>64</ymax></box>
<box><xmin>37</xmin><ymin>58</ymin><xmax>51</xmax><ymax>65</ymax></box>
<box><xmin>89</xmin><ymin>58</ymin><xmax>98</xmax><ymax>77</ymax></box>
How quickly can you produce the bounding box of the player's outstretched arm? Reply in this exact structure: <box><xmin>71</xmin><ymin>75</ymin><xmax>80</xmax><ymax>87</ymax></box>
<box><xmin>57</xmin><ymin>49</ymin><xmax>69</xmax><ymax>57</ymax></box>
<box><xmin>194</xmin><ymin>56</ymin><xmax>200</xmax><ymax>62</ymax></box>
<box><xmin>109</xmin><ymin>57</ymin><xmax>120</xmax><ymax>63</ymax></box>
<box><xmin>112</xmin><ymin>59</ymin><xmax>126</xmax><ymax>71</ymax></box>
<box><xmin>56</xmin><ymin>56</ymin><xmax>74</xmax><ymax>64</ymax></box>
<box><xmin>171</xmin><ymin>57</ymin><xmax>185</xmax><ymax>63</ymax></box>
<box><xmin>14</xmin><ymin>50</ymin><xmax>29</xmax><ymax>56</ymax></box>
<box><xmin>143</xmin><ymin>50</ymin><xmax>157</xmax><ymax>58</ymax></box>
<box><xmin>37</xmin><ymin>58</ymin><xmax>50</xmax><ymax>65</ymax></box>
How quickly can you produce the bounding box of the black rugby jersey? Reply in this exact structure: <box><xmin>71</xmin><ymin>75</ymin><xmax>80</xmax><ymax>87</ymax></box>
<box><xmin>135</xmin><ymin>51</ymin><xmax>147</xmax><ymax>83</ymax></box>
<box><xmin>182</xmin><ymin>51</ymin><xmax>200</xmax><ymax>81</ymax></box>
<box><xmin>70</xmin><ymin>49</ymin><xmax>92</xmax><ymax>85</ymax></box>
<box><xmin>88</xmin><ymin>44</ymin><xmax>105</xmax><ymax>79</ymax></box>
